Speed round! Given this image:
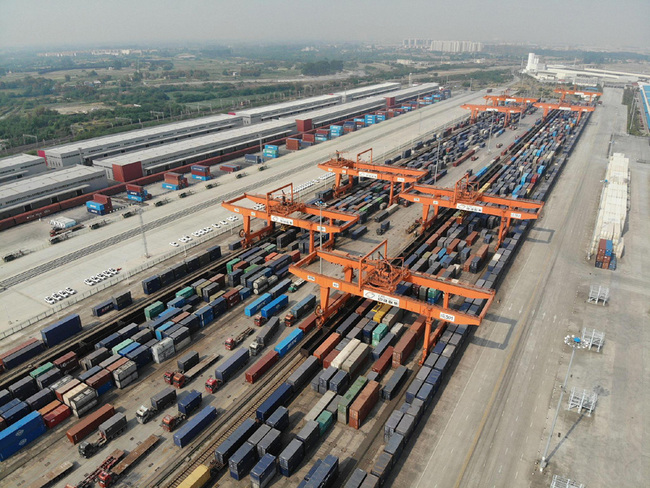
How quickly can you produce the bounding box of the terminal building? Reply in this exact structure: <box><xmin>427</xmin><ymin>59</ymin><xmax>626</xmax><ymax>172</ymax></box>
<box><xmin>236</xmin><ymin>94</ymin><xmax>341</xmax><ymax>125</ymax></box>
<box><xmin>0</xmin><ymin>154</ymin><xmax>48</xmax><ymax>185</ymax></box>
<box><xmin>332</xmin><ymin>82</ymin><xmax>400</xmax><ymax>102</ymax></box>
<box><xmin>41</xmin><ymin>114</ymin><xmax>243</xmax><ymax>168</ymax></box>
<box><xmin>0</xmin><ymin>166</ymin><xmax>107</xmax><ymax>219</ymax></box>
<box><xmin>639</xmin><ymin>83</ymin><xmax>650</xmax><ymax>133</ymax></box>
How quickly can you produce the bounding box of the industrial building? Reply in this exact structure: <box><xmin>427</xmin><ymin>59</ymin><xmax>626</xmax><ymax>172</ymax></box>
<box><xmin>402</xmin><ymin>39</ymin><xmax>484</xmax><ymax>52</ymax></box>
<box><xmin>0</xmin><ymin>154</ymin><xmax>48</xmax><ymax>185</ymax></box>
<box><xmin>0</xmin><ymin>166</ymin><xmax>107</xmax><ymax>219</ymax></box>
<box><xmin>640</xmin><ymin>83</ymin><xmax>650</xmax><ymax>131</ymax></box>
<box><xmin>332</xmin><ymin>82</ymin><xmax>400</xmax><ymax>102</ymax></box>
<box><xmin>236</xmin><ymin>94</ymin><xmax>341</xmax><ymax>125</ymax></box>
<box><xmin>93</xmin><ymin>119</ymin><xmax>296</xmax><ymax>181</ymax></box>
<box><xmin>41</xmin><ymin>114</ymin><xmax>243</xmax><ymax>168</ymax></box>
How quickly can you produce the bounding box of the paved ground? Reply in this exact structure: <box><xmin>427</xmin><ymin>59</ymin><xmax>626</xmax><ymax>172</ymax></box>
<box><xmin>0</xmin><ymin>86</ymin><xmax>502</xmax><ymax>340</ymax></box>
<box><xmin>394</xmin><ymin>87</ymin><xmax>650</xmax><ymax>488</ymax></box>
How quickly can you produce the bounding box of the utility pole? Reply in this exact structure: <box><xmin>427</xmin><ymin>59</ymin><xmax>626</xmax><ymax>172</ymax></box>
<box><xmin>137</xmin><ymin>208</ymin><xmax>150</xmax><ymax>259</ymax></box>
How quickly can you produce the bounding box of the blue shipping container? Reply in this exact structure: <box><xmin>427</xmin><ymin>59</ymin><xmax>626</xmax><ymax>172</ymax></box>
<box><xmin>0</xmin><ymin>411</ymin><xmax>46</xmax><ymax>461</ymax></box>
<box><xmin>41</xmin><ymin>314</ymin><xmax>82</xmax><ymax>347</ymax></box>
<box><xmin>245</xmin><ymin>293</ymin><xmax>273</xmax><ymax>317</ymax></box>
<box><xmin>173</xmin><ymin>405</ymin><xmax>217</xmax><ymax>447</ymax></box>
<box><xmin>274</xmin><ymin>329</ymin><xmax>304</xmax><ymax>357</ymax></box>
<box><xmin>251</xmin><ymin>453</ymin><xmax>277</xmax><ymax>486</ymax></box>
<box><xmin>261</xmin><ymin>295</ymin><xmax>289</xmax><ymax>319</ymax></box>
<box><xmin>256</xmin><ymin>383</ymin><xmax>293</xmax><ymax>422</ymax></box>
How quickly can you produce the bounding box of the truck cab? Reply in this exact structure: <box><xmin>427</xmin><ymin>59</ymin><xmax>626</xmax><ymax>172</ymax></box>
<box><xmin>135</xmin><ymin>405</ymin><xmax>153</xmax><ymax>424</ymax></box>
<box><xmin>205</xmin><ymin>377</ymin><xmax>221</xmax><ymax>393</ymax></box>
<box><xmin>254</xmin><ymin>314</ymin><xmax>266</xmax><ymax>327</ymax></box>
<box><xmin>249</xmin><ymin>342</ymin><xmax>263</xmax><ymax>356</ymax></box>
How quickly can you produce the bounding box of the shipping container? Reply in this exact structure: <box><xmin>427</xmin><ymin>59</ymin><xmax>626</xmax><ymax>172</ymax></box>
<box><xmin>278</xmin><ymin>438</ymin><xmax>304</xmax><ymax>477</ymax></box>
<box><xmin>251</xmin><ymin>453</ymin><xmax>277</xmax><ymax>488</ymax></box>
<box><xmin>66</xmin><ymin>404</ymin><xmax>115</xmax><ymax>444</ymax></box>
<box><xmin>173</xmin><ymin>405</ymin><xmax>217</xmax><ymax>448</ymax></box>
<box><xmin>229</xmin><ymin>441</ymin><xmax>258</xmax><ymax>480</ymax></box>
<box><xmin>246</xmin><ymin>351</ymin><xmax>280</xmax><ymax>384</ymax></box>
<box><xmin>215</xmin><ymin>349</ymin><xmax>249</xmax><ymax>383</ymax></box>
<box><xmin>349</xmin><ymin>381</ymin><xmax>380</xmax><ymax>429</ymax></box>
<box><xmin>0</xmin><ymin>411</ymin><xmax>47</xmax><ymax>461</ymax></box>
<box><xmin>41</xmin><ymin>314</ymin><xmax>82</xmax><ymax>347</ymax></box>
<box><xmin>256</xmin><ymin>383</ymin><xmax>293</xmax><ymax>422</ymax></box>
<box><xmin>215</xmin><ymin>418</ymin><xmax>258</xmax><ymax>465</ymax></box>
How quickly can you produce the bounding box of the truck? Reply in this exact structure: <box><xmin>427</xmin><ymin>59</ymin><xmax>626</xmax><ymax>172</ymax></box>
<box><xmin>160</xmin><ymin>390</ymin><xmax>202</xmax><ymax>432</ymax></box>
<box><xmin>65</xmin><ymin>449</ymin><xmax>124</xmax><ymax>488</ymax></box>
<box><xmin>77</xmin><ymin>413</ymin><xmax>128</xmax><ymax>458</ymax></box>
<box><xmin>135</xmin><ymin>387</ymin><xmax>177</xmax><ymax>424</ymax></box>
<box><xmin>288</xmin><ymin>279</ymin><xmax>305</xmax><ymax>293</ymax></box>
<box><xmin>26</xmin><ymin>461</ymin><xmax>74</xmax><ymax>488</ymax></box>
<box><xmin>376</xmin><ymin>221</ymin><xmax>390</xmax><ymax>236</ymax></box>
<box><xmin>284</xmin><ymin>294</ymin><xmax>316</xmax><ymax>326</ymax></box>
<box><xmin>225</xmin><ymin>328</ymin><xmax>254</xmax><ymax>350</ymax></box>
<box><xmin>96</xmin><ymin>435</ymin><xmax>159</xmax><ymax>488</ymax></box>
<box><xmin>162</xmin><ymin>353</ymin><xmax>221</xmax><ymax>389</ymax></box>
<box><xmin>253</xmin><ymin>314</ymin><xmax>267</xmax><ymax>327</ymax></box>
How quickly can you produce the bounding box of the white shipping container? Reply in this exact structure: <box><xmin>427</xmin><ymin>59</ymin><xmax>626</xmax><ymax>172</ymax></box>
<box><xmin>63</xmin><ymin>384</ymin><xmax>88</xmax><ymax>407</ymax></box>
<box><xmin>113</xmin><ymin>360</ymin><xmax>137</xmax><ymax>381</ymax></box>
<box><xmin>115</xmin><ymin>372</ymin><xmax>138</xmax><ymax>389</ymax></box>
<box><xmin>173</xmin><ymin>337</ymin><xmax>191</xmax><ymax>353</ymax></box>
<box><xmin>304</xmin><ymin>390</ymin><xmax>336</xmax><ymax>423</ymax></box>
<box><xmin>331</xmin><ymin>339</ymin><xmax>360</xmax><ymax>370</ymax></box>
<box><xmin>70</xmin><ymin>387</ymin><xmax>98</xmax><ymax>410</ymax></box>
<box><xmin>341</xmin><ymin>343</ymin><xmax>371</xmax><ymax>374</ymax></box>
<box><xmin>73</xmin><ymin>398</ymin><xmax>99</xmax><ymax>418</ymax></box>
<box><xmin>152</xmin><ymin>338</ymin><xmax>175</xmax><ymax>364</ymax></box>
<box><xmin>391</xmin><ymin>323</ymin><xmax>405</xmax><ymax>339</ymax></box>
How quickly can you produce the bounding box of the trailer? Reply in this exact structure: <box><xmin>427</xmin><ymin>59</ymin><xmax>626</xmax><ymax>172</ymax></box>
<box><xmin>135</xmin><ymin>387</ymin><xmax>177</xmax><ymax>424</ymax></box>
<box><xmin>284</xmin><ymin>294</ymin><xmax>316</xmax><ymax>326</ymax></box>
<box><xmin>26</xmin><ymin>461</ymin><xmax>74</xmax><ymax>488</ymax></box>
<box><xmin>65</xmin><ymin>449</ymin><xmax>124</xmax><ymax>488</ymax></box>
<box><xmin>96</xmin><ymin>435</ymin><xmax>160</xmax><ymax>487</ymax></box>
<box><xmin>225</xmin><ymin>328</ymin><xmax>254</xmax><ymax>350</ymax></box>
<box><xmin>77</xmin><ymin>413</ymin><xmax>128</xmax><ymax>458</ymax></box>
<box><xmin>162</xmin><ymin>353</ymin><xmax>221</xmax><ymax>389</ymax></box>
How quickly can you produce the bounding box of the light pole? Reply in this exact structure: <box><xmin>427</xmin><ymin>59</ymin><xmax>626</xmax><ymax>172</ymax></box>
<box><xmin>487</xmin><ymin>111</ymin><xmax>495</xmax><ymax>153</ymax></box>
<box><xmin>316</xmin><ymin>201</ymin><xmax>325</xmax><ymax>274</ymax></box>
<box><xmin>540</xmin><ymin>335</ymin><xmax>588</xmax><ymax>471</ymax></box>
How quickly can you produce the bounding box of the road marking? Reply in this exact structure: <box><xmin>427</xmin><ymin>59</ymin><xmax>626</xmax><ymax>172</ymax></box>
<box><xmin>515</xmin><ymin>471</ymin><xmax>519</xmax><ymax>479</ymax></box>
<box><xmin>542</xmin><ymin>312</ymin><xmax>546</xmax><ymax>320</ymax></box>
<box><xmin>553</xmin><ymin>315</ymin><xmax>557</xmax><ymax>322</ymax></box>
<box><xmin>499</xmin><ymin>465</ymin><xmax>502</xmax><ymax>474</ymax></box>
<box><xmin>509</xmin><ymin>304</ymin><xmax>513</xmax><ymax>311</ymax></box>
<box><xmin>515</xmin><ymin>416</ymin><xmax>519</xmax><ymax>422</ymax></box>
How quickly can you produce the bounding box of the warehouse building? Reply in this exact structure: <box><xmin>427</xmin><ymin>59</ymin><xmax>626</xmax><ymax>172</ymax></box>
<box><xmin>640</xmin><ymin>83</ymin><xmax>650</xmax><ymax>132</ymax></box>
<box><xmin>0</xmin><ymin>154</ymin><xmax>48</xmax><ymax>185</ymax></box>
<box><xmin>0</xmin><ymin>166</ymin><xmax>108</xmax><ymax>219</ymax></box>
<box><xmin>236</xmin><ymin>94</ymin><xmax>341</xmax><ymax>125</ymax></box>
<box><xmin>93</xmin><ymin>119</ymin><xmax>296</xmax><ymax>181</ymax></box>
<box><xmin>42</xmin><ymin>114</ymin><xmax>243</xmax><ymax>168</ymax></box>
<box><xmin>333</xmin><ymin>82</ymin><xmax>400</xmax><ymax>102</ymax></box>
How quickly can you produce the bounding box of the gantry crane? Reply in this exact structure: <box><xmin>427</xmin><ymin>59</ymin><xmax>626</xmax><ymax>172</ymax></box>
<box><xmin>400</xmin><ymin>173</ymin><xmax>544</xmax><ymax>249</ymax></box>
<box><xmin>317</xmin><ymin>149</ymin><xmax>428</xmax><ymax>204</ymax></box>
<box><xmin>460</xmin><ymin>104</ymin><xmax>524</xmax><ymax>126</ymax></box>
<box><xmin>554</xmin><ymin>87</ymin><xmax>602</xmax><ymax>102</ymax></box>
<box><xmin>532</xmin><ymin>102</ymin><xmax>595</xmax><ymax>122</ymax></box>
<box><xmin>484</xmin><ymin>94</ymin><xmax>540</xmax><ymax>106</ymax></box>
<box><xmin>289</xmin><ymin>240</ymin><xmax>495</xmax><ymax>362</ymax></box>
<box><xmin>221</xmin><ymin>183</ymin><xmax>359</xmax><ymax>252</ymax></box>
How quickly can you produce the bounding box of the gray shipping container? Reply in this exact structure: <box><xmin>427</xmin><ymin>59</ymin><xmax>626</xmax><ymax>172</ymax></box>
<box><xmin>257</xmin><ymin>428</ymin><xmax>281</xmax><ymax>457</ymax></box>
<box><xmin>177</xmin><ymin>351</ymin><xmax>200</xmax><ymax>372</ymax></box>
<box><xmin>99</xmin><ymin>412</ymin><xmax>127</xmax><ymax>438</ymax></box>
<box><xmin>248</xmin><ymin>424</ymin><xmax>272</xmax><ymax>448</ymax></box>
<box><xmin>287</xmin><ymin>356</ymin><xmax>319</xmax><ymax>390</ymax></box>
<box><xmin>295</xmin><ymin>420</ymin><xmax>320</xmax><ymax>452</ymax></box>
<box><xmin>81</xmin><ymin>348</ymin><xmax>110</xmax><ymax>370</ymax></box>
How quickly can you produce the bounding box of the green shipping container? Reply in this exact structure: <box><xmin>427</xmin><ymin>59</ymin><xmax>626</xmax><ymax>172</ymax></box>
<box><xmin>337</xmin><ymin>376</ymin><xmax>368</xmax><ymax>424</ymax></box>
<box><xmin>316</xmin><ymin>410</ymin><xmax>334</xmax><ymax>436</ymax></box>
<box><xmin>176</xmin><ymin>287</ymin><xmax>195</xmax><ymax>299</ymax></box>
<box><xmin>264</xmin><ymin>244</ymin><xmax>277</xmax><ymax>253</ymax></box>
<box><xmin>112</xmin><ymin>339</ymin><xmax>134</xmax><ymax>355</ymax></box>
<box><xmin>226</xmin><ymin>258</ymin><xmax>241</xmax><ymax>274</ymax></box>
<box><xmin>372</xmin><ymin>324</ymin><xmax>389</xmax><ymax>347</ymax></box>
<box><xmin>144</xmin><ymin>301</ymin><xmax>165</xmax><ymax>320</ymax></box>
<box><xmin>30</xmin><ymin>362</ymin><xmax>55</xmax><ymax>379</ymax></box>
<box><xmin>244</xmin><ymin>264</ymin><xmax>260</xmax><ymax>274</ymax></box>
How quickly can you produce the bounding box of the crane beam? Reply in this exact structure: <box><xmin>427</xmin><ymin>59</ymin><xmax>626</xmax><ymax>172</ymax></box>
<box><xmin>533</xmin><ymin>102</ymin><xmax>595</xmax><ymax>122</ymax></box>
<box><xmin>554</xmin><ymin>87</ymin><xmax>602</xmax><ymax>102</ymax></box>
<box><xmin>317</xmin><ymin>149</ymin><xmax>428</xmax><ymax>203</ymax></box>
<box><xmin>460</xmin><ymin>104</ymin><xmax>524</xmax><ymax>125</ymax></box>
<box><xmin>484</xmin><ymin>95</ymin><xmax>540</xmax><ymax>105</ymax></box>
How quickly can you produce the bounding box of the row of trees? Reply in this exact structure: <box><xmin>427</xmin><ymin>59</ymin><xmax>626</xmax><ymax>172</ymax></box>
<box><xmin>301</xmin><ymin>60</ymin><xmax>344</xmax><ymax>76</ymax></box>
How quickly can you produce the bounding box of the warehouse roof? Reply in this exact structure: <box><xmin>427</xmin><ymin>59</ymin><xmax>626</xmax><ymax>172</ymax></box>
<box><xmin>0</xmin><ymin>166</ymin><xmax>105</xmax><ymax>201</ymax></box>
<box><xmin>0</xmin><ymin>153</ymin><xmax>45</xmax><ymax>168</ymax></box>
<box><xmin>333</xmin><ymin>82</ymin><xmax>400</xmax><ymax>97</ymax></box>
<box><xmin>236</xmin><ymin>94</ymin><xmax>340</xmax><ymax>117</ymax></box>
<box><xmin>95</xmin><ymin>119</ymin><xmax>296</xmax><ymax>167</ymax></box>
<box><xmin>44</xmin><ymin>113</ymin><xmax>242</xmax><ymax>156</ymax></box>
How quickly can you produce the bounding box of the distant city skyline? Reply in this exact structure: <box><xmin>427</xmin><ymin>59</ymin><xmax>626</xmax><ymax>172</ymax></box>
<box><xmin>1</xmin><ymin>0</ymin><xmax>648</xmax><ymax>51</ymax></box>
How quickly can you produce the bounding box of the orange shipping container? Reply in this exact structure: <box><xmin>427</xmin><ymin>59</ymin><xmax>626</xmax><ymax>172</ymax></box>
<box><xmin>349</xmin><ymin>381</ymin><xmax>380</xmax><ymax>429</ymax></box>
<box><xmin>465</xmin><ymin>231</ymin><xmax>478</xmax><ymax>246</ymax></box>
<box><xmin>392</xmin><ymin>330</ymin><xmax>417</xmax><ymax>368</ymax></box>
<box><xmin>66</xmin><ymin>404</ymin><xmax>115</xmax><ymax>444</ymax></box>
<box><xmin>39</xmin><ymin>400</ymin><xmax>62</xmax><ymax>417</ymax></box>
<box><xmin>264</xmin><ymin>252</ymin><xmax>279</xmax><ymax>262</ymax></box>
<box><xmin>323</xmin><ymin>349</ymin><xmax>340</xmax><ymax>370</ymax></box>
<box><xmin>446</xmin><ymin>238</ymin><xmax>461</xmax><ymax>253</ymax></box>
<box><xmin>476</xmin><ymin>244</ymin><xmax>489</xmax><ymax>260</ymax></box>
<box><xmin>172</xmin><ymin>311</ymin><xmax>190</xmax><ymax>324</ymax></box>
<box><xmin>371</xmin><ymin>347</ymin><xmax>393</xmax><ymax>375</ymax></box>
<box><xmin>355</xmin><ymin>299</ymin><xmax>375</xmax><ymax>316</ymax></box>
<box><xmin>245</xmin><ymin>351</ymin><xmax>279</xmax><ymax>384</ymax></box>
<box><xmin>411</xmin><ymin>316</ymin><xmax>426</xmax><ymax>339</ymax></box>
<box><xmin>105</xmin><ymin>357</ymin><xmax>129</xmax><ymax>373</ymax></box>
<box><xmin>313</xmin><ymin>333</ymin><xmax>341</xmax><ymax>363</ymax></box>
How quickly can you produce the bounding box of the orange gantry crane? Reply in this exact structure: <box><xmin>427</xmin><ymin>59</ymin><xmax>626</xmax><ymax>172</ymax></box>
<box><xmin>532</xmin><ymin>102</ymin><xmax>595</xmax><ymax>122</ymax></box>
<box><xmin>460</xmin><ymin>104</ymin><xmax>524</xmax><ymax>126</ymax></box>
<box><xmin>554</xmin><ymin>87</ymin><xmax>602</xmax><ymax>102</ymax></box>
<box><xmin>484</xmin><ymin>94</ymin><xmax>540</xmax><ymax>106</ymax></box>
<box><xmin>221</xmin><ymin>183</ymin><xmax>359</xmax><ymax>252</ymax></box>
<box><xmin>317</xmin><ymin>149</ymin><xmax>428</xmax><ymax>204</ymax></box>
<box><xmin>400</xmin><ymin>173</ymin><xmax>544</xmax><ymax>249</ymax></box>
<box><xmin>288</xmin><ymin>240</ymin><xmax>495</xmax><ymax>363</ymax></box>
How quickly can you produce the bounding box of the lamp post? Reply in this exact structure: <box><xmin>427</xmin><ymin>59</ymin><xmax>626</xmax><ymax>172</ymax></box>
<box><xmin>316</xmin><ymin>201</ymin><xmax>325</xmax><ymax>274</ymax></box>
<box><xmin>540</xmin><ymin>335</ymin><xmax>588</xmax><ymax>471</ymax></box>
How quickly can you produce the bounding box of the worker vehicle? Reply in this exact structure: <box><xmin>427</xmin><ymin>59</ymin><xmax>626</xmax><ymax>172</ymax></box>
<box><xmin>162</xmin><ymin>353</ymin><xmax>221</xmax><ymax>389</ymax></box>
<box><xmin>136</xmin><ymin>387</ymin><xmax>177</xmax><ymax>424</ymax></box>
<box><xmin>77</xmin><ymin>413</ymin><xmax>128</xmax><ymax>458</ymax></box>
<box><xmin>95</xmin><ymin>435</ymin><xmax>159</xmax><ymax>487</ymax></box>
<box><xmin>225</xmin><ymin>328</ymin><xmax>254</xmax><ymax>350</ymax></box>
<box><xmin>288</xmin><ymin>279</ymin><xmax>305</xmax><ymax>293</ymax></box>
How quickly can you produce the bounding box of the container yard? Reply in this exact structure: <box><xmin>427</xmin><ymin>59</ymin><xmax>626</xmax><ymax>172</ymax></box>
<box><xmin>0</xmin><ymin>83</ymin><xmax>647</xmax><ymax>488</ymax></box>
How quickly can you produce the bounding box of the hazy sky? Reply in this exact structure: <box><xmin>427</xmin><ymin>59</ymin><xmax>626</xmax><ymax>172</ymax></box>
<box><xmin>1</xmin><ymin>0</ymin><xmax>648</xmax><ymax>50</ymax></box>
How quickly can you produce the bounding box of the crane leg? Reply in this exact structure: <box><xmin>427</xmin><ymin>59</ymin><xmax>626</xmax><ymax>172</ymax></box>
<box><xmin>389</xmin><ymin>182</ymin><xmax>395</xmax><ymax>204</ymax></box>
<box><xmin>421</xmin><ymin>205</ymin><xmax>430</xmax><ymax>235</ymax></box>
<box><xmin>420</xmin><ymin>316</ymin><xmax>435</xmax><ymax>365</ymax></box>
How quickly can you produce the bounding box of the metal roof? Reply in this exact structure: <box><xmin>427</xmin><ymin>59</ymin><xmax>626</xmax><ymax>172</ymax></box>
<box><xmin>44</xmin><ymin>113</ymin><xmax>241</xmax><ymax>156</ymax></box>
<box><xmin>333</xmin><ymin>82</ymin><xmax>400</xmax><ymax>97</ymax></box>
<box><xmin>95</xmin><ymin>119</ymin><xmax>296</xmax><ymax>167</ymax></box>
<box><xmin>236</xmin><ymin>94</ymin><xmax>340</xmax><ymax>117</ymax></box>
<box><xmin>0</xmin><ymin>166</ymin><xmax>105</xmax><ymax>202</ymax></box>
<box><xmin>0</xmin><ymin>153</ymin><xmax>45</xmax><ymax>168</ymax></box>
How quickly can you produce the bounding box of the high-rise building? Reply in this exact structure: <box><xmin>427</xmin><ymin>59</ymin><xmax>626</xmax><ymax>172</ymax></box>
<box><xmin>402</xmin><ymin>39</ymin><xmax>483</xmax><ymax>53</ymax></box>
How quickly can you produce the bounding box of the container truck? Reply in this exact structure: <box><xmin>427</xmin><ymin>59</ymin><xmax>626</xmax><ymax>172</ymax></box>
<box><xmin>283</xmin><ymin>294</ymin><xmax>316</xmax><ymax>326</ymax></box>
<box><xmin>135</xmin><ymin>387</ymin><xmax>177</xmax><ymax>424</ymax></box>
<box><xmin>225</xmin><ymin>328</ymin><xmax>255</xmax><ymax>350</ymax></box>
<box><xmin>162</xmin><ymin>353</ymin><xmax>221</xmax><ymax>389</ymax></box>
<box><xmin>66</xmin><ymin>449</ymin><xmax>124</xmax><ymax>488</ymax></box>
<box><xmin>78</xmin><ymin>413</ymin><xmax>128</xmax><ymax>458</ymax></box>
<box><xmin>96</xmin><ymin>435</ymin><xmax>159</xmax><ymax>487</ymax></box>
<box><xmin>161</xmin><ymin>390</ymin><xmax>202</xmax><ymax>432</ymax></box>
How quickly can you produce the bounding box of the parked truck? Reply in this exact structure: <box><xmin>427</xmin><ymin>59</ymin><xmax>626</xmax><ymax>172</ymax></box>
<box><xmin>225</xmin><ymin>328</ymin><xmax>254</xmax><ymax>350</ymax></box>
<box><xmin>96</xmin><ymin>435</ymin><xmax>159</xmax><ymax>487</ymax></box>
<box><xmin>66</xmin><ymin>449</ymin><xmax>124</xmax><ymax>488</ymax></box>
<box><xmin>284</xmin><ymin>294</ymin><xmax>316</xmax><ymax>326</ymax></box>
<box><xmin>288</xmin><ymin>278</ymin><xmax>305</xmax><ymax>293</ymax></box>
<box><xmin>135</xmin><ymin>387</ymin><xmax>177</xmax><ymax>424</ymax></box>
<box><xmin>249</xmin><ymin>317</ymin><xmax>280</xmax><ymax>356</ymax></box>
<box><xmin>77</xmin><ymin>413</ymin><xmax>128</xmax><ymax>458</ymax></box>
<box><xmin>162</xmin><ymin>353</ymin><xmax>221</xmax><ymax>388</ymax></box>
<box><xmin>160</xmin><ymin>390</ymin><xmax>202</xmax><ymax>432</ymax></box>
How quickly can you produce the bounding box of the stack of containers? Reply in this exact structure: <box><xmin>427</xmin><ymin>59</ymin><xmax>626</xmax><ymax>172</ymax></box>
<box><xmin>113</xmin><ymin>359</ymin><xmax>138</xmax><ymax>389</ymax></box>
<box><xmin>162</xmin><ymin>172</ymin><xmax>189</xmax><ymax>191</ymax></box>
<box><xmin>220</xmin><ymin>163</ymin><xmax>242</xmax><ymax>173</ymax></box>
<box><xmin>0</xmin><ymin>411</ymin><xmax>47</xmax><ymax>461</ymax></box>
<box><xmin>190</xmin><ymin>165</ymin><xmax>212</xmax><ymax>181</ymax></box>
<box><xmin>263</xmin><ymin>145</ymin><xmax>279</xmax><ymax>159</ymax></box>
<box><xmin>365</xmin><ymin>114</ymin><xmax>377</xmax><ymax>125</ymax></box>
<box><xmin>126</xmin><ymin>184</ymin><xmax>149</xmax><ymax>202</ymax></box>
<box><xmin>329</xmin><ymin>125</ymin><xmax>343</xmax><ymax>138</ymax></box>
<box><xmin>286</xmin><ymin>138</ymin><xmax>301</xmax><ymax>151</ymax></box>
<box><xmin>315</xmin><ymin>129</ymin><xmax>329</xmax><ymax>143</ymax></box>
<box><xmin>86</xmin><ymin>194</ymin><xmax>113</xmax><ymax>215</ymax></box>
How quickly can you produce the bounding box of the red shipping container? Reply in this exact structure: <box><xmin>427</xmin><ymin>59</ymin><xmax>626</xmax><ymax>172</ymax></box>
<box><xmin>296</xmin><ymin>119</ymin><xmax>313</xmax><ymax>133</ymax></box>
<box><xmin>299</xmin><ymin>315</ymin><xmax>317</xmax><ymax>334</ymax></box>
<box><xmin>356</xmin><ymin>299</ymin><xmax>375</xmax><ymax>317</ymax></box>
<box><xmin>105</xmin><ymin>357</ymin><xmax>129</xmax><ymax>373</ymax></box>
<box><xmin>164</xmin><ymin>172</ymin><xmax>183</xmax><ymax>183</ymax></box>
<box><xmin>44</xmin><ymin>404</ymin><xmax>72</xmax><ymax>429</ymax></box>
<box><xmin>55</xmin><ymin>379</ymin><xmax>81</xmax><ymax>403</ymax></box>
<box><xmin>172</xmin><ymin>312</ymin><xmax>190</xmax><ymax>324</ymax></box>
<box><xmin>476</xmin><ymin>244</ymin><xmax>489</xmax><ymax>261</ymax></box>
<box><xmin>392</xmin><ymin>330</ymin><xmax>417</xmax><ymax>368</ymax></box>
<box><xmin>113</xmin><ymin>161</ymin><xmax>143</xmax><ymax>182</ymax></box>
<box><xmin>411</xmin><ymin>316</ymin><xmax>426</xmax><ymax>340</ymax></box>
<box><xmin>93</xmin><ymin>194</ymin><xmax>110</xmax><ymax>204</ymax></box>
<box><xmin>265</xmin><ymin>252</ymin><xmax>279</xmax><ymax>262</ymax></box>
<box><xmin>465</xmin><ymin>231</ymin><xmax>479</xmax><ymax>246</ymax></box>
<box><xmin>39</xmin><ymin>400</ymin><xmax>62</xmax><ymax>417</ymax></box>
<box><xmin>245</xmin><ymin>351</ymin><xmax>279</xmax><ymax>384</ymax></box>
<box><xmin>223</xmin><ymin>289</ymin><xmax>241</xmax><ymax>307</ymax></box>
<box><xmin>446</xmin><ymin>238</ymin><xmax>461</xmax><ymax>253</ymax></box>
<box><xmin>53</xmin><ymin>351</ymin><xmax>79</xmax><ymax>374</ymax></box>
<box><xmin>232</xmin><ymin>260</ymin><xmax>249</xmax><ymax>272</ymax></box>
<box><xmin>289</xmin><ymin>250</ymin><xmax>301</xmax><ymax>263</ymax></box>
<box><xmin>66</xmin><ymin>404</ymin><xmax>115</xmax><ymax>444</ymax></box>
<box><xmin>286</xmin><ymin>138</ymin><xmax>301</xmax><ymax>151</ymax></box>
<box><xmin>313</xmin><ymin>333</ymin><xmax>341</xmax><ymax>363</ymax></box>
<box><xmin>349</xmin><ymin>381</ymin><xmax>380</xmax><ymax>429</ymax></box>
<box><xmin>372</xmin><ymin>347</ymin><xmax>394</xmax><ymax>375</ymax></box>
<box><xmin>125</xmin><ymin>184</ymin><xmax>144</xmax><ymax>193</ymax></box>
<box><xmin>302</xmin><ymin>133</ymin><xmax>316</xmax><ymax>143</ymax></box>
<box><xmin>323</xmin><ymin>349</ymin><xmax>340</xmax><ymax>370</ymax></box>
<box><xmin>86</xmin><ymin>369</ymin><xmax>112</xmax><ymax>389</ymax></box>
<box><xmin>0</xmin><ymin>338</ymin><xmax>41</xmax><ymax>365</ymax></box>
<box><xmin>210</xmin><ymin>273</ymin><xmax>226</xmax><ymax>286</ymax></box>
